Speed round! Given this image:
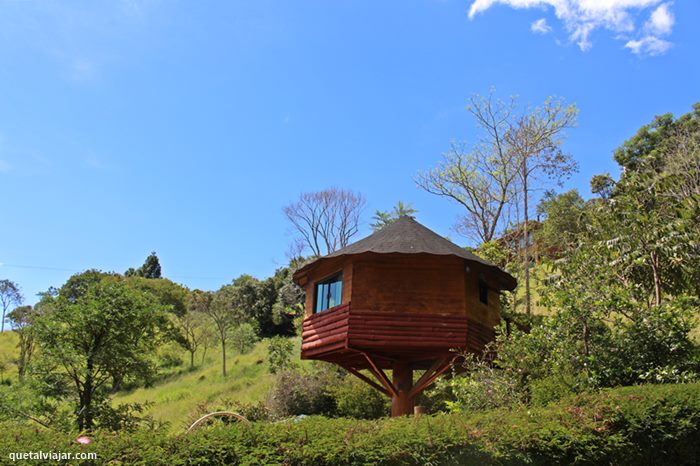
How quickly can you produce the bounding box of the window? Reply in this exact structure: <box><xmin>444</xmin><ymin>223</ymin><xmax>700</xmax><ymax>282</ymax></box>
<box><xmin>314</xmin><ymin>273</ymin><xmax>343</xmax><ymax>313</ymax></box>
<box><xmin>478</xmin><ymin>274</ymin><xmax>488</xmax><ymax>305</ymax></box>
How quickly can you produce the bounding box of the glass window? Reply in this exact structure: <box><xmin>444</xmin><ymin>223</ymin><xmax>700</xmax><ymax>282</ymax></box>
<box><xmin>314</xmin><ymin>273</ymin><xmax>343</xmax><ymax>313</ymax></box>
<box><xmin>478</xmin><ymin>274</ymin><xmax>488</xmax><ymax>305</ymax></box>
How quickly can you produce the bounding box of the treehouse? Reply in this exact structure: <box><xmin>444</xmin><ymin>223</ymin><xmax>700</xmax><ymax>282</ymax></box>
<box><xmin>293</xmin><ymin>216</ymin><xmax>517</xmax><ymax>416</ymax></box>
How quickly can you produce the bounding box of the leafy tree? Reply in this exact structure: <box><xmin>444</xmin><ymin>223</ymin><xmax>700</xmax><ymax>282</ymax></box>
<box><xmin>208</xmin><ymin>286</ymin><xmax>247</xmax><ymax>376</ymax></box>
<box><xmin>125</xmin><ymin>252</ymin><xmax>162</xmax><ymax>279</ymax></box>
<box><xmin>505</xmin><ymin>96</ymin><xmax>578</xmax><ymax>315</ymax></box>
<box><xmin>175</xmin><ymin>294</ymin><xmax>216</xmax><ymax>369</ymax></box>
<box><xmin>33</xmin><ymin>273</ymin><xmax>167</xmax><ymax>430</ymax></box>
<box><xmin>590</xmin><ymin>173</ymin><xmax>615</xmax><ymax>199</ymax></box>
<box><xmin>7</xmin><ymin>305</ymin><xmax>38</xmax><ymax>381</ymax></box>
<box><xmin>283</xmin><ymin>188</ymin><xmax>365</xmax><ymax>256</ymax></box>
<box><xmin>536</xmin><ymin>189</ymin><xmax>587</xmax><ymax>254</ymax></box>
<box><xmin>0</xmin><ymin>279</ymin><xmax>23</xmax><ymax>332</ymax></box>
<box><xmin>416</xmin><ymin>92</ymin><xmax>520</xmax><ymax>243</ymax></box>
<box><xmin>370</xmin><ymin>201</ymin><xmax>418</xmax><ymax>231</ymax></box>
<box><xmin>229</xmin><ymin>323</ymin><xmax>258</xmax><ymax>355</ymax></box>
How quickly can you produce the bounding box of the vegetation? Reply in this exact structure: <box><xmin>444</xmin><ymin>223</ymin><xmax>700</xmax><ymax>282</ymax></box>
<box><xmin>0</xmin><ymin>102</ymin><xmax>698</xmax><ymax>463</ymax></box>
<box><xmin>1</xmin><ymin>383</ymin><xmax>698</xmax><ymax>465</ymax></box>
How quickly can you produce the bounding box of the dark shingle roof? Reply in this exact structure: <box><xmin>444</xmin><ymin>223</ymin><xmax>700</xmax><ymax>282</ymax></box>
<box><xmin>296</xmin><ymin>216</ymin><xmax>516</xmax><ymax>290</ymax></box>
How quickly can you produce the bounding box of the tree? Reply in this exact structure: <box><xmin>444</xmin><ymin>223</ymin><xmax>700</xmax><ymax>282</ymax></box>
<box><xmin>506</xmin><ymin>96</ymin><xmax>578</xmax><ymax>315</ymax></box>
<box><xmin>370</xmin><ymin>201</ymin><xmax>418</xmax><ymax>231</ymax></box>
<box><xmin>229</xmin><ymin>323</ymin><xmax>258</xmax><ymax>355</ymax></box>
<box><xmin>0</xmin><ymin>279</ymin><xmax>23</xmax><ymax>332</ymax></box>
<box><xmin>125</xmin><ymin>252</ymin><xmax>162</xmax><ymax>279</ymax></box>
<box><xmin>416</xmin><ymin>92</ymin><xmax>520</xmax><ymax>243</ymax></box>
<box><xmin>536</xmin><ymin>189</ymin><xmax>587</xmax><ymax>254</ymax></box>
<box><xmin>175</xmin><ymin>294</ymin><xmax>216</xmax><ymax>369</ymax></box>
<box><xmin>34</xmin><ymin>273</ymin><xmax>167</xmax><ymax>430</ymax></box>
<box><xmin>207</xmin><ymin>287</ymin><xmax>246</xmax><ymax>376</ymax></box>
<box><xmin>7</xmin><ymin>305</ymin><xmax>37</xmax><ymax>381</ymax></box>
<box><xmin>590</xmin><ymin>173</ymin><xmax>615</xmax><ymax>199</ymax></box>
<box><xmin>283</xmin><ymin>188</ymin><xmax>366</xmax><ymax>256</ymax></box>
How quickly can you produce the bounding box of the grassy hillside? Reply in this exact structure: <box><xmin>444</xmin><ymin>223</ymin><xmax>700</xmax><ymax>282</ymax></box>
<box><xmin>0</xmin><ymin>331</ymin><xmax>18</xmax><ymax>385</ymax></box>
<box><xmin>114</xmin><ymin>337</ymin><xmax>308</xmax><ymax>430</ymax></box>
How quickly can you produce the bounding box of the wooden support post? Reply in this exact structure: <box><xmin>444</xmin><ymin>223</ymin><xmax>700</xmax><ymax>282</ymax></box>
<box><xmin>391</xmin><ymin>362</ymin><xmax>414</xmax><ymax>417</ymax></box>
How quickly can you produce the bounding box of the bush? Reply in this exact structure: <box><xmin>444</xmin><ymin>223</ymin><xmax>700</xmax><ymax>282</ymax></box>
<box><xmin>267</xmin><ymin>336</ymin><xmax>294</xmax><ymax>374</ymax></box>
<box><xmin>0</xmin><ymin>383</ymin><xmax>698</xmax><ymax>465</ymax></box>
<box><xmin>327</xmin><ymin>376</ymin><xmax>388</xmax><ymax>419</ymax></box>
<box><xmin>267</xmin><ymin>369</ymin><xmax>336</xmax><ymax>417</ymax></box>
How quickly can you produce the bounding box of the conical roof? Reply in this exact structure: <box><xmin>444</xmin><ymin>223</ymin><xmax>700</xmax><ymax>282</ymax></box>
<box><xmin>295</xmin><ymin>216</ymin><xmax>516</xmax><ymax>290</ymax></box>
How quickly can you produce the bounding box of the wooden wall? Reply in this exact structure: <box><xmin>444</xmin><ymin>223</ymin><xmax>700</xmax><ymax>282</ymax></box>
<box><xmin>300</xmin><ymin>253</ymin><xmax>501</xmax><ymax>327</ymax></box>
<box><xmin>349</xmin><ymin>253</ymin><xmax>466</xmax><ymax>315</ymax></box>
<box><xmin>302</xmin><ymin>257</ymin><xmax>353</xmax><ymax>318</ymax></box>
<box><xmin>464</xmin><ymin>262</ymin><xmax>502</xmax><ymax>328</ymax></box>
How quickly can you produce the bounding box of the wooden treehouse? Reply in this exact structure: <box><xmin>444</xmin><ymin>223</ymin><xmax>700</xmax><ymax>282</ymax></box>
<box><xmin>293</xmin><ymin>216</ymin><xmax>516</xmax><ymax>416</ymax></box>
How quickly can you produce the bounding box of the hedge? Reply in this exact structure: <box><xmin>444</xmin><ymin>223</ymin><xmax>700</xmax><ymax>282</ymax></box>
<box><xmin>1</xmin><ymin>383</ymin><xmax>698</xmax><ymax>465</ymax></box>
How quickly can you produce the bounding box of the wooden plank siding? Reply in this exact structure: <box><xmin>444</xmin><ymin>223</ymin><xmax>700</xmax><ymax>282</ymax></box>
<box><xmin>301</xmin><ymin>304</ymin><xmax>493</xmax><ymax>367</ymax></box>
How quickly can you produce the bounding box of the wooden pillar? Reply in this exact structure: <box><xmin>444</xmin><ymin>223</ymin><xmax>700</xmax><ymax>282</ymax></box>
<box><xmin>391</xmin><ymin>362</ymin><xmax>414</xmax><ymax>416</ymax></box>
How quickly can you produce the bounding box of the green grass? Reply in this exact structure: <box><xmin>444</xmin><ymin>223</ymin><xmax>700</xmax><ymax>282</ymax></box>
<box><xmin>113</xmin><ymin>337</ymin><xmax>309</xmax><ymax>430</ymax></box>
<box><xmin>0</xmin><ymin>331</ymin><xmax>19</xmax><ymax>384</ymax></box>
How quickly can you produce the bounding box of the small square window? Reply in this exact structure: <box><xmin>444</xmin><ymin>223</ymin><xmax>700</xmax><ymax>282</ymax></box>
<box><xmin>314</xmin><ymin>273</ymin><xmax>343</xmax><ymax>313</ymax></box>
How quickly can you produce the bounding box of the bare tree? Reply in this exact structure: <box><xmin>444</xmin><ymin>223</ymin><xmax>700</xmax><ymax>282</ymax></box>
<box><xmin>177</xmin><ymin>293</ymin><xmax>217</xmax><ymax>369</ymax></box>
<box><xmin>0</xmin><ymin>280</ymin><xmax>23</xmax><ymax>332</ymax></box>
<box><xmin>506</xmin><ymin>97</ymin><xmax>578</xmax><ymax>315</ymax></box>
<box><xmin>416</xmin><ymin>92</ymin><xmax>520</xmax><ymax>243</ymax></box>
<box><xmin>283</xmin><ymin>188</ymin><xmax>366</xmax><ymax>256</ymax></box>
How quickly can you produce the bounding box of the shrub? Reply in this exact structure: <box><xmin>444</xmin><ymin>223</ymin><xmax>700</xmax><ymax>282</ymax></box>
<box><xmin>327</xmin><ymin>375</ymin><xmax>388</xmax><ymax>419</ymax></box>
<box><xmin>268</xmin><ymin>369</ymin><xmax>336</xmax><ymax>417</ymax></box>
<box><xmin>267</xmin><ymin>336</ymin><xmax>294</xmax><ymax>374</ymax></box>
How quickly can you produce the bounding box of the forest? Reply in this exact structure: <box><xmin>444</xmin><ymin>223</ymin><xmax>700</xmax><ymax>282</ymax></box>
<box><xmin>0</xmin><ymin>98</ymin><xmax>698</xmax><ymax>465</ymax></box>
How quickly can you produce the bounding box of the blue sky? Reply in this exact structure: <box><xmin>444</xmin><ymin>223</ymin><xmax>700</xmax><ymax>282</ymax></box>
<box><xmin>0</xmin><ymin>0</ymin><xmax>698</xmax><ymax>305</ymax></box>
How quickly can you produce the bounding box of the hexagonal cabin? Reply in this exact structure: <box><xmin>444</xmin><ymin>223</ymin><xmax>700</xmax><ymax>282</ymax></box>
<box><xmin>292</xmin><ymin>216</ymin><xmax>516</xmax><ymax>416</ymax></box>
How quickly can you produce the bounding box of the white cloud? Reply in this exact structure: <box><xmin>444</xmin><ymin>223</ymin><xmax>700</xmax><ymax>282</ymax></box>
<box><xmin>625</xmin><ymin>35</ymin><xmax>672</xmax><ymax>55</ymax></box>
<box><xmin>468</xmin><ymin>0</ymin><xmax>674</xmax><ymax>55</ymax></box>
<box><xmin>531</xmin><ymin>18</ymin><xmax>552</xmax><ymax>33</ymax></box>
<box><xmin>645</xmin><ymin>3</ymin><xmax>673</xmax><ymax>35</ymax></box>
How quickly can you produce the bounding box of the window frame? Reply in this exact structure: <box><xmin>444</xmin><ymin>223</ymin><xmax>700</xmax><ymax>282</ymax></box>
<box><xmin>478</xmin><ymin>274</ymin><xmax>489</xmax><ymax>305</ymax></box>
<box><xmin>313</xmin><ymin>272</ymin><xmax>343</xmax><ymax>314</ymax></box>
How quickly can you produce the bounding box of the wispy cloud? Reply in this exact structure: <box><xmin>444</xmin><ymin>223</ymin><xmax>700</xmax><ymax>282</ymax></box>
<box><xmin>531</xmin><ymin>18</ymin><xmax>551</xmax><ymax>34</ymax></box>
<box><xmin>625</xmin><ymin>35</ymin><xmax>671</xmax><ymax>55</ymax></box>
<box><xmin>468</xmin><ymin>0</ymin><xmax>675</xmax><ymax>56</ymax></box>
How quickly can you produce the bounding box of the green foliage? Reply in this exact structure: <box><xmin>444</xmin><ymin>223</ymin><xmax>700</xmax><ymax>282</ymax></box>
<box><xmin>126</xmin><ymin>251</ymin><xmax>163</xmax><ymax>279</ymax></box>
<box><xmin>432</xmin><ymin>352</ymin><xmax>526</xmax><ymax>413</ymax></box>
<box><xmin>535</xmin><ymin>189</ymin><xmax>587</xmax><ymax>253</ymax></box>
<box><xmin>33</xmin><ymin>272</ymin><xmax>168</xmax><ymax>430</ymax></box>
<box><xmin>370</xmin><ymin>201</ymin><xmax>417</xmax><ymax>231</ymax></box>
<box><xmin>229</xmin><ymin>323</ymin><xmax>258</xmax><ymax>355</ymax></box>
<box><xmin>0</xmin><ymin>279</ymin><xmax>23</xmax><ymax>333</ymax></box>
<box><xmin>327</xmin><ymin>375</ymin><xmax>388</xmax><ymax>419</ymax></box>
<box><xmin>267</xmin><ymin>336</ymin><xmax>294</xmax><ymax>374</ymax></box>
<box><xmin>268</xmin><ymin>368</ymin><xmax>336</xmax><ymax>417</ymax></box>
<box><xmin>1</xmin><ymin>383</ymin><xmax>698</xmax><ymax>465</ymax></box>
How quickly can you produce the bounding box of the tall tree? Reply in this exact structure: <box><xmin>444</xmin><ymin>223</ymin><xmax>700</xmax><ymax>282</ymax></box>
<box><xmin>175</xmin><ymin>294</ymin><xmax>216</xmax><ymax>369</ymax></box>
<box><xmin>283</xmin><ymin>188</ymin><xmax>365</xmax><ymax>256</ymax></box>
<box><xmin>125</xmin><ymin>252</ymin><xmax>162</xmax><ymax>279</ymax></box>
<box><xmin>370</xmin><ymin>201</ymin><xmax>418</xmax><ymax>231</ymax></box>
<box><xmin>7</xmin><ymin>305</ymin><xmax>37</xmax><ymax>381</ymax></box>
<box><xmin>206</xmin><ymin>287</ymin><xmax>243</xmax><ymax>376</ymax></box>
<box><xmin>34</xmin><ymin>273</ymin><xmax>167</xmax><ymax>430</ymax></box>
<box><xmin>416</xmin><ymin>92</ymin><xmax>520</xmax><ymax>243</ymax></box>
<box><xmin>0</xmin><ymin>279</ymin><xmax>23</xmax><ymax>332</ymax></box>
<box><xmin>506</xmin><ymin>97</ymin><xmax>578</xmax><ymax>315</ymax></box>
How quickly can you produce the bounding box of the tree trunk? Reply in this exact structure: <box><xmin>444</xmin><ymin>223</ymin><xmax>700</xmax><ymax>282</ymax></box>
<box><xmin>522</xmin><ymin>161</ymin><xmax>532</xmax><ymax>317</ymax></box>
<box><xmin>221</xmin><ymin>340</ymin><xmax>227</xmax><ymax>377</ymax></box>
<box><xmin>190</xmin><ymin>350</ymin><xmax>195</xmax><ymax>370</ymax></box>
<box><xmin>80</xmin><ymin>359</ymin><xmax>95</xmax><ymax>431</ymax></box>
